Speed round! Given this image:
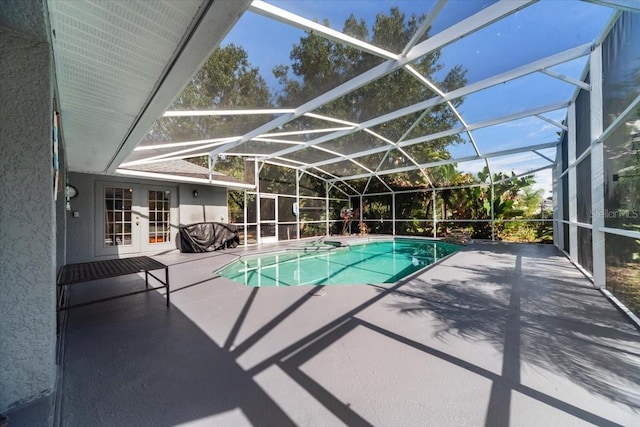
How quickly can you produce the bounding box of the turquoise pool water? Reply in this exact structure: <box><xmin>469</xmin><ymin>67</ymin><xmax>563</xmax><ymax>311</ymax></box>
<box><xmin>217</xmin><ymin>239</ymin><xmax>461</xmax><ymax>287</ymax></box>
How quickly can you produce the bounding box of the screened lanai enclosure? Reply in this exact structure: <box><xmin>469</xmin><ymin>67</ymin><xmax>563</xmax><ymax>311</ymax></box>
<box><xmin>106</xmin><ymin>1</ymin><xmax>640</xmax><ymax>319</ymax></box>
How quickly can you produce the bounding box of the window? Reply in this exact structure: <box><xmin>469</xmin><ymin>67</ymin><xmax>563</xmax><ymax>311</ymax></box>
<box><xmin>104</xmin><ymin>187</ymin><xmax>133</xmax><ymax>246</ymax></box>
<box><xmin>148</xmin><ymin>190</ymin><xmax>171</xmax><ymax>244</ymax></box>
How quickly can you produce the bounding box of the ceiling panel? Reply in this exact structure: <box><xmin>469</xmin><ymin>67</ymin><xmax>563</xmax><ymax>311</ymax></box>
<box><xmin>49</xmin><ymin>0</ymin><xmax>208</xmax><ymax>171</ymax></box>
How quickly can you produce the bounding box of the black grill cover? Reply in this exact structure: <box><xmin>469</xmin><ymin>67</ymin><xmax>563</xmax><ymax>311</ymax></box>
<box><xmin>178</xmin><ymin>222</ymin><xmax>239</xmax><ymax>253</ymax></box>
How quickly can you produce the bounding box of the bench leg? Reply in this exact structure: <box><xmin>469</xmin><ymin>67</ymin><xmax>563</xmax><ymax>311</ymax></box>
<box><xmin>145</xmin><ymin>270</ymin><xmax>149</xmax><ymax>289</ymax></box>
<box><xmin>165</xmin><ymin>266</ymin><xmax>170</xmax><ymax>308</ymax></box>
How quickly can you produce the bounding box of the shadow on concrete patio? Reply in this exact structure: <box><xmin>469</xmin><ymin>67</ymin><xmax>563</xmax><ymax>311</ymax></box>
<box><xmin>385</xmin><ymin>243</ymin><xmax>640</xmax><ymax>426</ymax></box>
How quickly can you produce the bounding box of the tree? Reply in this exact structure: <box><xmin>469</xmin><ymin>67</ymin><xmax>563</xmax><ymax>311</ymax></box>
<box><xmin>145</xmin><ymin>44</ymin><xmax>272</xmax><ymax>180</ymax></box>
<box><xmin>518</xmin><ymin>187</ymin><xmax>545</xmax><ymax>217</ymax></box>
<box><xmin>146</xmin><ymin>44</ymin><xmax>275</xmax><ymax>217</ymax></box>
<box><xmin>273</xmin><ymin>7</ymin><xmax>468</xmax><ymax>187</ymax></box>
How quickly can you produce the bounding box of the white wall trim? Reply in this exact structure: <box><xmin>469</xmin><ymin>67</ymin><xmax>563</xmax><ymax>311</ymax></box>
<box><xmin>115</xmin><ymin>169</ymin><xmax>255</xmax><ymax>190</ymax></box>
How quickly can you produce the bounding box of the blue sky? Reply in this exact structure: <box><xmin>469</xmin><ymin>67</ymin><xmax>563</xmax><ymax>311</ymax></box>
<box><xmin>217</xmin><ymin>0</ymin><xmax>615</xmax><ymax>194</ymax></box>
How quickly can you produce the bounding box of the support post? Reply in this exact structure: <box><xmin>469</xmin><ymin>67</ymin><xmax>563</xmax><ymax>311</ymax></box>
<box><xmin>325</xmin><ymin>182</ymin><xmax>330</xmax><ymax>237</ymax></box>
<box><xmin>243</xmin><ymin>190</ymin><xmax>248</xmax><ymax>246</ymax></box>
<box><xmin>359</xmin><ymin>194</ymin><xmax>364</xmax><ymax>234</ymax></box>
<box><xmin>491</xmin><ymin>184</ymin><xmax>495</xmax><ymax>241</ymax></box>
<box><xmin>568</xmin><ymin>103</ymin><xmax>578</xmax><ymax>263</ymax></box>
<box><xmin>554</xmin><ymin>144</ymin><xmax>563</xmax><ymax>250</ymax></box>
<box><xmin>392</xmin><ymin>192</ymin><xmax>396</xmax><ymax>236</ymax></box>
<box><xmin>432</xmin><ymin>190</ymin><xmax>437</xmax><ymax>238</ymax></box>
<box><xmin>255</xmin><ymin>158</ymin><xmax>261</xmax><ymax>244</ymax></box>
<box><xmin>296</xmin><ymin>170</ymin><xmax>301</xmax><ymax>240</ymax></box>
<box><xmin>590</xmin><ymin>43</ymin><xmax>606</xmax><ymax>288</ymax></box>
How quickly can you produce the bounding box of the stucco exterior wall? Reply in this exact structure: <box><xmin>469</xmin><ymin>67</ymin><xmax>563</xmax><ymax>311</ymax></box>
<box><xmin>179</xmin><ymin>185</ymin><xmax>228</xmax><ymax>225</ymax></box>
<box><xmin>0</xmin><ymin>27</ymin><xmax>57</xmax><ymax>411</ymax></box>
<box><xmin>66</xmin><ymin>173</ymin><xmax>229</xmax><ymax>263</ymax></box>
<box><xmin>65</xmin><ymin>172</ymin><xmax>99</xmax><ymax>264</ymax></box>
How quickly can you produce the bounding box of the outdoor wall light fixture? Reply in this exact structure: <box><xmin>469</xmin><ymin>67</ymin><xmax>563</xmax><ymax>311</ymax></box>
<box><xmin>193</xmin><ymin>189</ymin><xmax>198</xmax><ymax>197</ymax></box>
<box><xmin>65</xmin><ymin>184</ymin><xmax>78</xmax><ymax>211</ymax></box>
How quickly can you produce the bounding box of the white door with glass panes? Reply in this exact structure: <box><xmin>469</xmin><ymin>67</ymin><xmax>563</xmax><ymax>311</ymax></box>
<box><xmin>95</xmin><ymin>182</ymin><xmax>177</xmax><ymax>256</ymax></box>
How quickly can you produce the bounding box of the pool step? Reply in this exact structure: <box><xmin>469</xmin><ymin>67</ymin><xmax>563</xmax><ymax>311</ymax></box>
<box><xmin>286</xmin><ymin>241</ymin><xmax>345</xmax><ymax>252</ymax></box>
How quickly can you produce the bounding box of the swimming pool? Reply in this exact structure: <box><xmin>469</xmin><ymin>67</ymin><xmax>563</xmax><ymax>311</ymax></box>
<box><xmin>216</xmin><ymin>239</ymin><xmax>461</xmax><ymax>287</ymax></box>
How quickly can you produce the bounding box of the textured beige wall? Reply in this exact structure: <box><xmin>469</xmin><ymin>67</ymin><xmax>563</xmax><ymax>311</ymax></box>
<box><xmin>0</xmin><ymin>27</ymin><xmax>57</xmax><ymax>411</ymax></box>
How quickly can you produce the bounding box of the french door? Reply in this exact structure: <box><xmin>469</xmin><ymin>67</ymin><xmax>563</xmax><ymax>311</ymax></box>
<box><xmin>95</xmin><ymin>182</ymin><xmax>177</xmax><ymax>256</ymax></box>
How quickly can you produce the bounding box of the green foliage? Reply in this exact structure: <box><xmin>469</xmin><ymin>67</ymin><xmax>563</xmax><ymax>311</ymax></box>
<box><xmin>145</xmin><ymin>6</ymin><xmax>552</xmax><ymax>246</ymax></box>
<box><xmin>176</xmin><ymin>44</ymin><xmax>271</xmax><ymax>109</ymax></box>
<box><xmin>500</xmin><ymin>222</ymin><xmax>536</xmax><ymax>242</ymax></box>
<box><xmin>274</xmin><ymin>7</ymin><xmax>467</xmax><ymax>183</ymax></box>
<box><xmin>517</xmin><ymin>187</ymin><xmax>545</xmax><ymax>216</ymax></box>
<box><xmin>227</xmin><ymin>190</ymin><xmax>244</xmax><ymax>223</ymax></box>
<box><xmin>144</xmin><ymin>44</ymin><xmax>274</xmax><ymax>181</ymax></box>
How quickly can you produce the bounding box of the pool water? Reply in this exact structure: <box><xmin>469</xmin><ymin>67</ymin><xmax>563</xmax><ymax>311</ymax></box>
<box><xmin>217</xmin><ymin>239</ymin><xmax>461</xmax><ymax>287</ymax></box>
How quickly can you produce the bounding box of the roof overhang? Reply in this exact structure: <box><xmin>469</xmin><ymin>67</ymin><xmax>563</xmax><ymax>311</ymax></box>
<box><xmin>115</xmin><ymin>168</ymin><xmax>255</xmax><ymax>191</ymax></box>
<box><xmin>47</xmin><ymin>0</ymin><xmax>252</xmax><ymax>174</ymax></box>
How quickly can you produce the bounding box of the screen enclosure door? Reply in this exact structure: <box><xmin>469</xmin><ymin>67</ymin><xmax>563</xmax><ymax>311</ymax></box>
<box><xmin>259</xmin><ymin>195</ymin><xmax>277</xmax><ymax>244</ymax></box>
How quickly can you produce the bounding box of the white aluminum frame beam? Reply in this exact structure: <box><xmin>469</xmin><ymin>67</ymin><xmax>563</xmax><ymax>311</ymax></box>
<box><xmin>249</xmin><ymin>0</ymin><xmax>398</xmax><ymax>60</ymax></box>
<box><xmin>265</xmin><ymin>157</ymin><xmax>362</xmax><ymax>196</ymax></box>
<box><xmin>597</xmin><ymin>92</ymin><xmax>640</xmax><ymax>143</ymax></box>
<box><xmin>491</xmin><ymin>164</ymin><xmax>553</xmax><ymax>185</ymax></box>
<box><xmin>262</xmin><ymin>43</ymin><xmax>588</xmax><ymax>161</ymax></box>
<box><xmin>311</xmin><ymin>146</ymin><xmax>394</xmax><ymax>193</ymax></box>
<box><xmin>553</xmin><ymin>143</ymin><xmax>563</xmax><ymax>249</ymax></box>
<box><xmin>120</xmin><ymin>152</ymin><xmax>214</xmax><ymax>165</ymax></box>
<box><xmin>539</xmin><ymin>69</ymin><xmax>592</xmax><ymax>91</ymax></box>
<box><xmin>567</xmin><ymin>103</ymin><xmax>579</xmax><ymax>264</ymax></box>
<box><xmin>404</xmin><ymin>65</ymin><xmax>482</xmax><ymax>156</ymax></box>
<box><xmin>391</xmin><ymin>108</ymin><xmax>438</xmax><ymax>187</ymax></box>
<box><xmin>403</xmin><ymin>64</ymin><xmax>487</xmax><ymax>184</ymax></box>
<box><xmin>327</xmin><ymin>140</ymin><xmax>558</xmax><ymax>182</ymax></box>
<box><xmin>306</xmin><ymin>101</ymin><xmax>568</xmax><ymax>170</ymax></box>
<box><xmin>164</xmin><ymin>108</ymin><xmax>295</xmax><ymax>117</ymax></box>
<box><xmin>208</xmin><ymin>0</ymin><xmax>536</xmax><ymax>160</ymax></box>
<box><xmin>115</xmin><ymin>168</ymin><xmax>255</xmax><ymax>190</ymax></box>
<box><xmin>601</xmin><ymin>226</ymin><xmax>640</xmax><ymax>241</ymax></box>
<box><xmin>134</xmin><ymin>137</ymin><xmax>236</xmax><ymax>151</ymax></box>
<box><xmin>359</xmin><ymin>127</ymin><xmax>434</xmax><ymax>188</ymax></box>
<box><xmin>260</xmin><ymin>126</ymin><xmax>356</xmax><ymax>138</ymax></box>
<box><xmin>121</xmin><ymin>137</ymin><xmax>240</xmax><ymax>166</ymax></box>
<box><xmin>401</xmin><ymin>0</ymin><xmax>447</xmax><ymax>57</ymax></box>
<box><xmin>583</xmin><ymin>0</ymin><xmax>640</xmax><ymax>14</ymax></box>
<box><xmin>534</xmin><ymin>114</ymin><xmax>569</xmax><ymax>131</ymax></box>
<box><xmin>250</xmin><ymin>137</ymin><xmax>306</xmax><ymax>145</ymax></box>
<box><xmin>533</xmin><ymin>149</ymin><xmax>555</xmax><ymax>164</ymax></box>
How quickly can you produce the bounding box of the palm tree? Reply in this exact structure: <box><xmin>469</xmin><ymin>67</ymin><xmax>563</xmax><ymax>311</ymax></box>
<box><xmin>518</xmin><ymin>187</ymin><xmax>545</xmax><ymax>217</ymax></box>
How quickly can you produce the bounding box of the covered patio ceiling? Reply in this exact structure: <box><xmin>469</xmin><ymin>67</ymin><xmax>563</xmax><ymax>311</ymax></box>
<box><xmin>48</xmin><ymin>0</ymin><xmax>638</xmax><ymax>194</ymax></box>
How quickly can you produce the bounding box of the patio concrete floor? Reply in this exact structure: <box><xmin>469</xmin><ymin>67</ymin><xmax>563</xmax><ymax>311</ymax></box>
<box><xmin>55</xmin><ymin>240</ymin><xmax>640</xmax><ymax>426</ymax></box>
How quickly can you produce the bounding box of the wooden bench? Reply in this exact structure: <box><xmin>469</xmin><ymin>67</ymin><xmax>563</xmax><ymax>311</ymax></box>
<box><xmin>57</xmin><ymin>256</ymin><xmax>170</xmax><ymax>311</ymax></box>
